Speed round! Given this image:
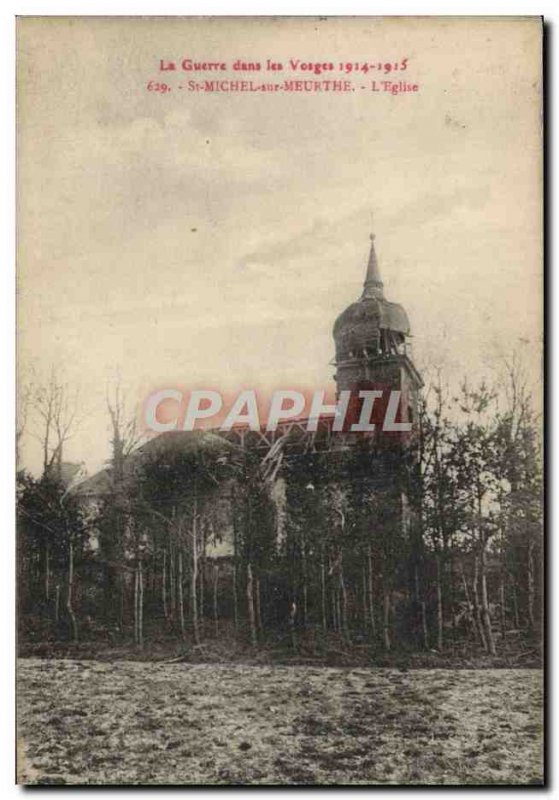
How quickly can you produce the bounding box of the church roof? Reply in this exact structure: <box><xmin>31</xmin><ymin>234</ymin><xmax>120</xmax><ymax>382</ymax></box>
<box><xmin>71</xmin><ymin>429</ymin><xmax>236</xmax><ymax>498</ymax></box>
<box><xmin>333</xmin><ymin>235</ymin><xmax>410</xmax><ymax>338</ymax></box>
<box><xmin>333</xmin><ymin>297</ymin><xmax>410</xmax><ymax>336</ymax></box>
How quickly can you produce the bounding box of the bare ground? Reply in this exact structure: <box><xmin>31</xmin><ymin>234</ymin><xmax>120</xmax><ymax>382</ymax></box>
<box><xmin>17</xmin><ymin>659</ymin><xmax>543</xmax><ymax>786</ymax></box>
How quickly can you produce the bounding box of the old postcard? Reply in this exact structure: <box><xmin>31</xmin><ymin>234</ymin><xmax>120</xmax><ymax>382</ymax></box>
<box><xmin>16</xmin><ymin>16</ymin><xmax>543</xmax><ymax>786</ymax></box>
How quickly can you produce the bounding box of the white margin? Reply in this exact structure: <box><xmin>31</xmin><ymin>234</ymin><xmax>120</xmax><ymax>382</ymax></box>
<box><xmin>2</xmin><ymin>2</ymin><xmax>553</xmax><ymax>798</ymax></box>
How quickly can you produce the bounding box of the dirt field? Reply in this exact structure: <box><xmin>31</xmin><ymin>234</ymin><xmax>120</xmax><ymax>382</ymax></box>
<box><xmin>17</xmin><ymin>659</ymin><xmax>543</xmax><ymax>785</ymax></box>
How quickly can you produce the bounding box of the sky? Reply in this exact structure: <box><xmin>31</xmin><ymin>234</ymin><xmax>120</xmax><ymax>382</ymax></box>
<box><xmin>17</xmin><ymin>16</ymin><xmax>543</xmax><ymax>476</ymax></box>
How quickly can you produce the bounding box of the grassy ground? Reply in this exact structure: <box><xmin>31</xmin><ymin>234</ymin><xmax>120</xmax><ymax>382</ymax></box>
<box><xmin>17</xmin><ymin>659</ymin><xmax>543</xmax><ymax>785</ymax></box>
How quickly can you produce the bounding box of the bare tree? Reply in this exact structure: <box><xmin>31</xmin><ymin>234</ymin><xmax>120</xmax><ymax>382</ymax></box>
<box><xmin>30</xmin><ymin>367</ymin><xmax>81</xmax><ymax>479</ymax></box>
<box><xmin>17</xmin><ymin>366</ymin><xmax>35</xmax><ymax>470</ymax></box>
<box><xmin>106</xmin><ymin>380</ymin><xmax>142</xmax><ymax>483</ymax></box>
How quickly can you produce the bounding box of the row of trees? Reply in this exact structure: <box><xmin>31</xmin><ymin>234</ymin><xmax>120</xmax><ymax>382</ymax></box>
<box><xmin>417</xmin><ymin>361</ymin><xmax>543</xmax><ymax>656</ymax></box>
<box><xmin>17</xmin><ymin>357</ymin><xmax>543</xmax><ymax>656</ymax></box>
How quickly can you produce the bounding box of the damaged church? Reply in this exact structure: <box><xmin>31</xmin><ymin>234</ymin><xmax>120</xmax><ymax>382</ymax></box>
<box><xmin>72</xmin><ymin>235</ymin><xmax>425</xmax><ymax>648</ymax></box>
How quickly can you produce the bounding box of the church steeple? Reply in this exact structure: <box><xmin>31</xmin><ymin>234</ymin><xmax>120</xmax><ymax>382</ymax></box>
<box><xmin>362</xmin><ymin>233</ymin><xmax>384</xmax><ymax>299</ymax></box>
<box><xmin>333</xmin><ymin>233</ymin><xmax>420</xmax><ymax>393</ymax></box>
<box><xmin>332</xmin><ymin>231</ymin><xmax>422</xmax><ymax>424</ymax></box>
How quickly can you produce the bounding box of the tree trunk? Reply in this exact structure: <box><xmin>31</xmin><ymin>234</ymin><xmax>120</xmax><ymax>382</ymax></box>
<box><xmin>169</xmin><ymin>542</ymin><xmax>175</xmax><ymax>618</ymax></box>
<box><xmin>119</xmin><ymin>572</ymin><xmax>125</xmax><ymax>631</ymax></box>
<box><xmin>66</xmin><ymin>541</ymin><xmax>78</xmax><ymax>643</ymax></box>
<box><xmin>45</xmin><ymin>543</ymin><xmax>50</xmax><ymax>602</ymax></box>
<box><xmin>479</xmin><ymin>545</ymin><xmax>496</xmax><ymax>656</ymax></box>
<box><xmin>436</xmin><ymin>554</ymin><xmax>444</xmax><ymax>651</ymax></box>
<box><xmin>191</xmin><ymin>514</ymin><xmax>199</xmax><ymax>645</ymax></box>
<box><xmin>133</xmin><ymin>565</ymin><xmax>139</xmax><ymax>644</ymax></box>
<box><xmin>339</xmin><ymin>560</ymin><xmax>349</xmax><ymax>641</ymax></box>
<box><xmin>162</xmin><ymin>548</ymin><xmax>168</xmax><ymax>620</ymax></box>
<box><xmin>527</xmin><ymin>540</ymin><xmax>536</xmax><ymax>630</ymax></box>
<box><xmin>335</xmin><ymin>587</ymin><xmax>342</xmax><ymax>636</ymax></box>
<box><xmin>460</xmin><ymin>563</ymin><xmax>478</xmax><ymax>643</ymax></box>
<box><xmin>255</xmin><ymin>576</ymin><xmax>263</xmax><ymax>634</ymax></box>
<box><xmin>199</xmin><ymin>530</ymin><xmax>205</xmax><ymax>637</ymax></box>
<box><xmin>472</xmin><ymin>555</ymin><xmax>487</xmax><ymax>651</ymax></box>
<box><xmin>415</xmin><ymin>564</ymin><xmax>428</xmax><ymax>649</ymax></box>
<box><xmin>301</xmin><ymin>540</ymin><xmax>308</xmax><ymax>627</ymax></box>
<box><xmin>512</xmin><ymin>579</ymin><xmax>520</xmax><ymax>628</ymax></box>
<box><xmin>383</xmin><ymin>588</ymin><xmax>391</xmax><ymax>651</ymax></box>
<box><xmin>362</xmin><ymin>566</ymin><xmax>368</xmax><ymax>633</ymax></box>
<box><xmin>289</xmin><ymin>599</ymin><xmax>297</xmax><ymax>652</ymax></box>
<box><xmin>367</xmin><ymin>547</ymin><xmax>376</xmax><ymax>638</ymax></box>
<box><xmin>233</xmin><ymin>562</ymin><xmax>239</xmax><ymax>633</ymax></box>
<box><xmin>178</xmin><ymin>549</ymin><xmax>185</xmax><ymax>640</ymax></box>
<box><xmin>499</xmin><ymin>572</ymin><xmax>507</xmax><ymax>641</ymax></box>
<box><xmin>55</xmin><ymin>583</ymin><xmax>60</xmax><ymax>624</ymax></box>
<box><xmin>450</xmin><ymin>555</ymin><xmax>457</xmax><ymax>650</ymax></box>
<box><xmin>138</xmin><ymin>560</ymin><xmax>144</xmax><ymax>648</ymax></box>
<box><xmin>213</xmin><ymin>563</ymin><xmax>219</xmax><ymax>637</ymax></box>
<box><xmin>320</xmin><ymin>548</ymin><xmax>327</xmax><ymax>633</ymax></box>
<box><xmin>246</xmin><ymin>562</ymin><xmax>257</xmax><ymax>647</ymax></box>
<box><xmin>499</xmin><ymin>528</ymin><xmax>507</xmax><ymax>640</ymax></box>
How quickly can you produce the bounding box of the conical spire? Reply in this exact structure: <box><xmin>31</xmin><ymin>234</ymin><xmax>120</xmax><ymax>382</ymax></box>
<box><xmin>361</xmin><ymin>233</ymin><xmax>384</xmax><ymax>299</ymax></box>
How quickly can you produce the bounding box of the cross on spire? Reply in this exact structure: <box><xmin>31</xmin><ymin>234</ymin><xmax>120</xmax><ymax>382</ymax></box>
<box><xmin>361</xmin><ymin>232</ymin><xmax>384</xmax><ymax>299</ymax></box>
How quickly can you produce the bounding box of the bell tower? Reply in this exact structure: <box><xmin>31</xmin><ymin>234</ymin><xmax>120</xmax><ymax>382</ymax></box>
<box><xmin>333</xmin><ymin>234</ymin><xmax>422</xmax><ymax>429</ymax></box>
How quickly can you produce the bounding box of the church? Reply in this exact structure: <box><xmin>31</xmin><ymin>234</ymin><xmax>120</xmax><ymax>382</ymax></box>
<box><xmin>74</xmin><ymin>235</ymin><xmax>424</xmax><ymax>647</ymax></box>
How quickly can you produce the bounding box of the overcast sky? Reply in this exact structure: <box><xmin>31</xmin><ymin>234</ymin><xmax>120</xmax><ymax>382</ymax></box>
<box><xmin>17</xmin><ymin>16</ymin><xmax>542</xmax><ymax>476</ymax></box>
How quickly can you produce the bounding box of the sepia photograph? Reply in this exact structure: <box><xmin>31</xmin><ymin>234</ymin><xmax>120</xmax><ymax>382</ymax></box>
<box><xmin>15</xmin><ymin>15</ymin><xmax>543</xmax><ymax>786</ymax></box>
